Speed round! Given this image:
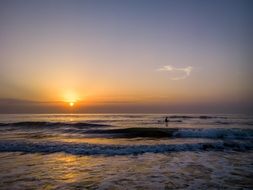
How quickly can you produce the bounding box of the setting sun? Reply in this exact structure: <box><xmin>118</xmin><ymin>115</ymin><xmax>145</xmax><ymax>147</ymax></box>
<box><xmin>63</xmin><ymin>91</ymin><xmax>80</xmax><ymax>108</ymax></box>
<box><xmin>69</xmin><ymin>102</ymin><xmax>75</xmax><ymax>107</ymax></box>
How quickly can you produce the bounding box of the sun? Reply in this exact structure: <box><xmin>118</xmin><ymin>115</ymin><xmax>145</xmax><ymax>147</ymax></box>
<box><xmin>63</xmin><ymin>91</ymin><xmax>80</xmax><ymax>107</ymax></box>
<box><xmin>69</xmin><ymin>102</ymin><xmax>75</xmax><ymax>107</ymax></box>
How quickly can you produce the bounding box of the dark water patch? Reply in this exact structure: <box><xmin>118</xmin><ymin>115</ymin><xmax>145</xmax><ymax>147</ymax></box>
<box><xmin>142</xmin><ymin>120</ymin><xmax>182</xmax><ymax>125</ymax></box>
<box><xmin>214</xmin><ymin>121</ymin><xmax>253</xmax><ymax>126</ymax></box>
<box><xmin>25</xmin><ymin>133</ymin><xmax>57</xmax><ymax>139</ymax></box>
<box><xmin>0</xmin><ymin>121</ymin><xmax>110</xmax><ymax>129</ymax></box>
<box><xmin>86</xmin><ymin>128</ymin><xmax>177</xmax><ymax>138</ymax></box>
<box><xmin>71</xmin><ymin>122</ymin><xmax>109</xmax><ymax>129</ymax></box>
<box><xmin>120</xmin><ymin>115</ymin><xmax>148</xmax><ymax>118</ymax></box>
<box><xmin>158</xmin><ymin>120</ymin><xmax>182</xmax><ymax>123</ymax></box>
<box><xmin>169</xmin><ymin>120</ymin><xmax>182</xmax><ymax>122</ymax></box>
<box><xmin>168</xmin><ymin>115</ymin><xmax>226</xmax><ymax>119</ymax></box>
<box><xmin>214</xmin><ymin>121</ymin><xmax>231</xmax><ymax>125</ymax></box>
<box><xmin>0</xmin><ymin>123</ymin><xmax>8</xmax><ymax>126</ymax></box>
<box><xmin>169</xmin><ymin>116</ymin><xmax>194</xmax><ymax>119</ymax></box>
<box><xmin>61</xmin><ymin>128</ymin><xmax>87</xmax><ymax>134</ymax></box>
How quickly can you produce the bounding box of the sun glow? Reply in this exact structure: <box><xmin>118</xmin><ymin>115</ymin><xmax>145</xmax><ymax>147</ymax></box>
<box><xmin>63</xmin><ymin>91</ymin><xmax>80</xmax><ymax>107</ymax></box>
<box><xmin>69</xmin><ymin>102</ymin><xmax>75</xmax><ymax>107</ymax></box>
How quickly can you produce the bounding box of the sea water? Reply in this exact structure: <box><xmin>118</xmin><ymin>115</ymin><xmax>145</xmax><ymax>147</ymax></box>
<box><xmin>0</xmin><ymin>114</ymin><xmax>252</xmax><ymax>189</ymax></box>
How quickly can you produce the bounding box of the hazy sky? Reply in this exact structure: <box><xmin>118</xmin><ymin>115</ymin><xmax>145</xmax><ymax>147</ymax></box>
<box><xmin>0</xmin><ymin>0</ymin><xmax>252</xmax><ymax>113</ymax></box>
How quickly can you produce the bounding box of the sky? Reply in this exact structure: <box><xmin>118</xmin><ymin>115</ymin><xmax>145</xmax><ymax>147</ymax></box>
<box><xmin>0</xmin><ymin>0</ymin><xmax>252</xmax><ymax>113</ymax></box>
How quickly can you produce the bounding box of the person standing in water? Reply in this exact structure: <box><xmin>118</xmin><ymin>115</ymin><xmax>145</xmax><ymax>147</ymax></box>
<box><xmin>165</xmin><ymin>117</ymin><xmax>169</xmax><ymax>123</ymax></box>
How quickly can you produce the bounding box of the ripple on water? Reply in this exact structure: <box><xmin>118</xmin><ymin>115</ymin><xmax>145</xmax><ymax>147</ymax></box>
<box><xmin>0</xmin><ymin>151</ymin><xmax>252</xmax><ymax>189</ymax></box>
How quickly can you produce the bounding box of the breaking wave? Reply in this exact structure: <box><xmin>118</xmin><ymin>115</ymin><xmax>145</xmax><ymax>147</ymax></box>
<box><xmin>173</xmin><ymin>128</ymin><xmax>253</xmax><ymax>140</ymax></box>
<box><xmin>85</xmin><ymin>128</ymin><xmax>253</xmax><ymax>140</ymax></box>
<box><xmin>0</xmin><ymin>140</ymin><xmax>252</xmax><ymax>156</ymax></box>
<box><xmin>1</xmin><ymin>121</ymin><xmax>253</xmax><ymax>140</ymax></box>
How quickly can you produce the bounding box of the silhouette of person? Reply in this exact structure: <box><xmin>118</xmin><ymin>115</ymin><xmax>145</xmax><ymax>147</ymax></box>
<box><xmin>165</xmin><ymin>117</ymin><xmax>169</xmax><ymax>123</ymax></box>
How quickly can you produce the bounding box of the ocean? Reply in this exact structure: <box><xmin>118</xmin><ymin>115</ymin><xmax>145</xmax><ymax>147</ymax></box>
<box><xmin>0</xmin><ymin>114</ymin><xmax>252</xmax><ymax>189</ymax></box>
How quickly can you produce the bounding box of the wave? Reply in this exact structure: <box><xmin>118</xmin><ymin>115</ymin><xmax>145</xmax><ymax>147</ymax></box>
<box><xmin>173</xmin><ymin>128</ymin><xmax>253</xmax><ymax>139</ymax></box>
<box><xmin>85</xmin><ymin>127</ymin><xmax>253</xmax><ymax>140</ymax></box>
<box><xmin>1</xmin><ymin>120</ymin><xmax>253</xmax><ymax>140</ymax></box>
<box><xmin>0</xmin><ymin>140</ymin><xmax>252</xmax><ymax>156</ymax></box>
<box><xmin>168</xmin><ymin>115</ymin><xmax>226</xmax><ymax>119</ymax></box>
<box><xmin>214</xmin><ymin>121</ymin><xmax>253</xmax><ymax>126</ymax></box>
<box><xmin>87</xmin><ymin>128</ymin><xmax>176</xmax><ymax>138</ymax></box>
<box><xmin>0</xmin><ymin>121</ymin><xmax>110</xmax><ymax>129</ymax></box>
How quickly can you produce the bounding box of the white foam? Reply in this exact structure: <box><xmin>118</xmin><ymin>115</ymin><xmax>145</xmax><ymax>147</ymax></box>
<box><xmin>173</xmin><ymin>128</ymin><xmax>253</xmax><ymax>139</ymax></box>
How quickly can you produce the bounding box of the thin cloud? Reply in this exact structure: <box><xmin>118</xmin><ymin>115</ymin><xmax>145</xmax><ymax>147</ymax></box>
<box><xmin>157</xmin><ymin>65</ymin><xmax>193</xmax><ymax>80</ymax></box>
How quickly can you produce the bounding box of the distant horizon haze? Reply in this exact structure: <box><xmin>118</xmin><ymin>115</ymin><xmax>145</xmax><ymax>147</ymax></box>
<box><xmin>0</xmin><ymin>98</ymin><xmax>252</xmax><ymax>114</ymax></box>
